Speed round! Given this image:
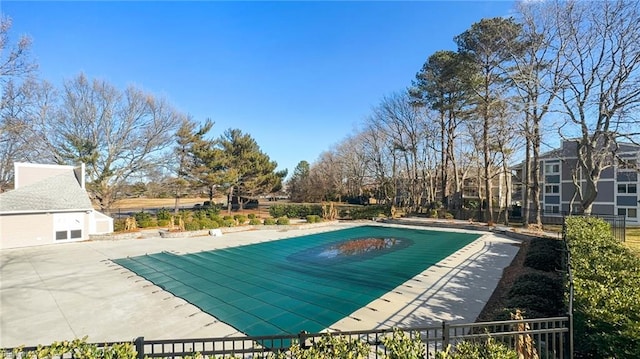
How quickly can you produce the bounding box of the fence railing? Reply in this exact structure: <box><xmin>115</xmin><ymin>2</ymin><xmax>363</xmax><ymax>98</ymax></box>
<box><xmin>3</xmin><ymin>317</ymin><xmax>571</xmax><ymax>359</ymax></box>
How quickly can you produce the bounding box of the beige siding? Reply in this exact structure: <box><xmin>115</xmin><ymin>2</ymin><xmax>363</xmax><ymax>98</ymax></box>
<box><xmin>0</xmin><ymin>213</ymin><xmax>54</xmax><ymax>249</ymax></box>
<box><xmin>15</xmin><ymin>165</ymin><xmax>75</xmax><ymax>188</ymax></box>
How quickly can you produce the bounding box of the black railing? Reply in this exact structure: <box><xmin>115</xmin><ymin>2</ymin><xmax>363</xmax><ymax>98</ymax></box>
<box><xmin>3</xmin><ymin>318</ymin><xmax>571</xmax><ymax>359</ymax></box>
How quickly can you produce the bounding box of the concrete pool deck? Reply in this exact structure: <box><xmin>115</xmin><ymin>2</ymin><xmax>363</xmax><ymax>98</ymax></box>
<box><xmin>0</xmin><ymin>222</ymin><xmax>521</xmax><ymax>348</ymax></box>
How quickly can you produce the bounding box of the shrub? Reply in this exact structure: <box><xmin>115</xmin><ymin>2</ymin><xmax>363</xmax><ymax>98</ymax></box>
<box><xmin>437</xmin><ymin>337</ymin><xmax>518</xmax><ymax>359</ymax></box>
<box><xmin>306</xmin><ymin>215</ymin><xmax>322</xmax><ymax>223</ymax></box>
<box><xmin>443</xmin><ymin>212</ymin><xmax>454</xmax><ymax>220</ymax></box>
<box><xmin>276</xmin><ymin>216</ymin><xmax>290</xmax><ymax>225</ymax></box>
<box><xmin>198</xmin><ymin>218</ymin><xmax>218</xmax><ymax>229</ymax></box>
<box><xmin>380</xmin><ymin>329</ymin><xmax>425</xmax><ymax>359</ymax></box>
<box><xmin>248</xmin><ymin>213</ymin><xmax>256</xmax><ymax>220</ymax></box>
<box><xmin>234</xmin><ymin>214</ymin><xmax>247</xmax><ymax>225</ymax></box>
<box><xmin>193</xmin><ymin>210</ymin><xmax>207</xmax><ymax>220</ymax></box>
<box><xmin>157</xmin><ymin>219</ymin><xmax>171</xmax><ymax>227</ymax></box>
<box><xmin>133</xmin><ymin>211</ymin><xmax>156</xmax><ymax>228</ymax></box>
<box><xmin>249</xmin><ymin>218</ymin><xmax>262</xmax><ymax>225</ymax></box>
<box><xmin>156</xmin><ymin>208</ymin><xmax>172</xmax><ymax>221</ymax></box>
<box><xmin>524</xmin><ymin>237</ymin><xmax>563</xmax><ymax>272</ymax></box>
<box><xmin>263</xmin><ymin>217</ymin><xmax>277</xmax><ymax>225</ymax></box>
<box><xmin>114</xmin><ymin>218</ymin><xmax>126</xmax><ymax>232</ymax></box>
<box><xmin>222</xmin><ymin>218</ymin><xmax>236</xmax><ymax>227</ymax></box>
<box><xmin>184</xmin><ymin>221</ymin><xmax>201</xmax><ymax>231</ymax></box>
<box><xmin>3</xmin><ymin>337</ymin><xmax>137</xmax><ymax>359</ymax></box>
<box><xmin>269</xmin><ymin>204</ymin><xmax>323</xmax><ymax>218</ymax></box>
<box><xmin>507</xmin><ymin>273</ymin><xmax>564</xmax><ymax>313</ymax></box>
<box><xmin>565</xmin><ymin>216</ymin><xmax>640</xmax><ymax>358</ymax></box>
<box><xmin>349</xmin><ymin>205</ymin><xmax>391</xmax><ymax>220</ymax></box>
<box><xmin>429</xmin><ymin>209</ymin><xmax>438</xmax><ymax>218</ymax></box>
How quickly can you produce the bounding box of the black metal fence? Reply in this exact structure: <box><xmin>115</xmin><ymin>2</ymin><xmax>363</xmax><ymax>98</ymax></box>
<box><xmin>3</xmin><ymin>317</ymin><xmax>571</xmax><ymax>359</ymax></box>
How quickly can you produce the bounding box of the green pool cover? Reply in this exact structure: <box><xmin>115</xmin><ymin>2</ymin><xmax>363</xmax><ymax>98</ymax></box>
<box><xmin>114</xmin><ymin>225</ymin><xmax>480</xmax><ymax>336</ymax></box>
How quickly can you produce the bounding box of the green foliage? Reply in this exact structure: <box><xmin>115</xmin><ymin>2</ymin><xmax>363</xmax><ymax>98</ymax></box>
<box><xmin>222</xmin><ymin>218</ymin><xmax>236</xmax><ymax>227</ymax></box>
<box><xmin>157</xmin><ymin>219</ymin><xmax>171</xmax><ymax>227</ymax></box>
<box><xmin>306</xmin><ymin>215</ymin><xmax>322</xmax><ymax>223</ymax></box>
<box><xmin>507</xmin><ymin>273</ymin><xmax>564</xmax><ymax>310</ymax></box>
<box><xmin>133</xmin><ymin>211</ymin><xmax>155</xmax><ymax>228</ymax></box>
<box><xmin>287</xmin><ymin>334</ymin><xmax>370</xmax><ymax>359</ymax></box>
<box><xmin>523</xmin><ymin>237</ymin><xmax>563</xmax><ymax>272</ymax></box>
<box><xmin>348</xmin><ymin>205</ymin><xmax>391</xmax><ymax>220</ymax></box>
<box><xmin>249</xmin><ymin>218</ymin><xmax>262</xmax><ymax>225</ymax></box>
<box><xmin>435</xmin><ymin>337</ymin><xmax>518</xmax><ymax>359</ymax></box>
<box><xmin>198</xmin><ymin>218</ymin><xmax>218</xmax><ymax>229</ymax></box>
<box><xmin>248</xmin><ymin>213</ymin><xmax>256</xmax><ymax>220</ymax></box>
<box><xmin>380</xmin><ymin>329</ymin><xmax>425</xmax><ymax>359</ymax></box>
<box><xmin>156</xmin><ymin>208</ymin><xmax>172</xmax><ymax>221</ymax></box>
<box><xmin>184</xmin><ymin>221</ymin><xmax>201</xmax><ymax>231</ymax></box>
<box><xmin>566</xmin><ymin>216</ymin><xmax>640</xmax><ymax>358</ymax></box>
<box><xmin>113</xmin><ymin>218</ymin><xmax>126</xmax><ymax>232</ymax></box>
<box><xmin>276</xmin><ymin>216</ymin><xmax>290</xmax><ymax>225</ymax></box>
<box><xmin>193</xmin><ymin>210</ymin><xmax>207</xmax><ymax>220</ymax></box>
<box><xmin>263</xmin><ymin>217</ymin><xmax>277</xmax><ymax>225</ymax></box>
<box><xmin>233</xmin><ymin>214</ymin><xmax>247</xmax><ymax>225</ymax></box>
<box><xmin>269</xmin><ymin>204</ymin><xmax>323</xmax><ymax>218</ymax></box>
<box><xmin>429</xmin><ymin>209</ymin><xmax>438</xmax><ymax>218</ymax></box>
<box><xmin>2</xmin><ymin>337</ymin><xmax>137</xmax><ymax>359</ymax></box>
<box><xmin>442</xmin><ymin>212</ymin><xmax>454</xmax><ymax>220</ymax></box>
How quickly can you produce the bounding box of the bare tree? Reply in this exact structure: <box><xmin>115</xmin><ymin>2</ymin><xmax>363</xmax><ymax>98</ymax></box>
<box><xmin>510</xmin><ymin>0</ymin><xmax>565</xmax><ymax>227</ymax></box>
<box><xmin>553</xmin><ymin>0</ymin><xmax>640</xmax><ymax>214</ymax></box>
<box><xmin>45</xmin><ymin>73</ymin><xmax>186</xmax><ymax>210</ymax></box>
<box><xmin>0</xmin><ymin>16</ymin><xmax>38</xmax><ymax>191</ymax></box>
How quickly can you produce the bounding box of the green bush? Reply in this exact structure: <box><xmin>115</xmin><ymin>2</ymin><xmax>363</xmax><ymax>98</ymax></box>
<box><xmin>306</xmin><ymin>215</ymin><xmax>322</xmax><ymax>223</ymax></box>
<box><xmin>505</xmin><ymin>294</ymin><xmax>560</xmax><ymax>318</ymax></box>
<box><xmin>508</xmin><ymin>273</ymin><xmax>563</xmax><ymax>304</ymax></box>
<box><xmin>157</xmin><ymin>219</ymin><xmax>171</xmax><ymax>227</ymax></box>
<box><xmin>193</xmin><ymin>210</ymin><xmax>207</xmax><ymax>220</ymax></box>
<box><xmin>524</xmin><ymin>238</ymin><xmax>563</xmax><ymax>272</ymax></box>
<box><xmin>133</xmin><ymin>211</ymin><xmax>155</xmax><ymax>228</ymax></box>
<box><xmin>380</xmin><ymin>329</ymin><xmax>425</xmax><ymax>359</ymax></box>
<box><xmin>198</xmin><ymin>218</ymin><xmax>218</xmax><ymax>229</ymax></box>
<box><xmin>429</xmin><ymin>209</ymin><xmax>438</xmax><ymax>218</ymax></box>
<box><xmin>248</xmin><ymin>213</ymin><xmax>256</xmax><ymax>220</ymax></box>
<box><xmin>2</xmin><ymin>337</ymin><xmax>137</xmax><ymax>359</ymax></box>
<box><xmin>349</xmin><ymin>205</ymin><xmax>391</xmax><ymax>220</ymax></box>
<box><xmin>436</xmin><ymin>337</ymin><xmax>518</xmax><ymax>359</ymax></box>
<box><xmin>263</xmin><ymin>217</ymin><xmax>277</xmax><ymax>225</ymax></box>
<box><xmin>234</xmin><ymin>214</ymin><xmax>247</xmax><ymax>225</ymax></box>
<box><xmin>276</xmin><ymin>216</ymin><xmax>290</xmax><ymax>225</ymax></box>
<box><xmin>156</xmin><ymin>208</ymin><xmax>172</xmax><ymax>221</ymax></box>
<box><xmin>184</xmin><ymin>221</ymin><xmax>201</xmax><ymax>231</ymax></box>
<box><xmin>566</xmin><ymin>216</ymin><xmax>640</xmax><ymax>358</ymax></box>
<box><xmin>222</xmin><ymin>218</ymin><xmax>236</xmax><ymax>227</ymax></box>
<box><xmin>269</xmin><ymin>204</ymin><xmax>322</xmax><ymax>218</ymax></box>
<box><xmin>442</xmin><ymin>212</ymin><xmax>454</xmax><ymax>220</ymax></box>
<box><xmin>249</xmin><ymin>218</ymin><xmax>262</xmax><ymax>225</ymax></box>
<box><xmin>114</xmin><ymin>218</ymin><xmax>126</xmax><ymax>232</ymax></box>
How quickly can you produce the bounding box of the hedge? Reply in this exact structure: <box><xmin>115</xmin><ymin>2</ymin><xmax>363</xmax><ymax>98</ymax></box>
<box><xmin>565</xmin><ymin>216</ymin><xmax>640</xmax><ymax>358</ymax></box>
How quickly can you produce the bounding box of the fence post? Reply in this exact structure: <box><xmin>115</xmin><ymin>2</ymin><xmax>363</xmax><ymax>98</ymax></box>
<box><xmin>442</xmin><ymin>321</ymin><xmax>450</xmax><ymax>351</ymax></box>
<box><xmin>298</xmin><ymin>331</ymin><xmax>308</xmax><ymax>350</ymax></box>
<box><xmin>134</xmin><ymin>337</ymin><xmax>144</xmax><ymax>359</ymax></box>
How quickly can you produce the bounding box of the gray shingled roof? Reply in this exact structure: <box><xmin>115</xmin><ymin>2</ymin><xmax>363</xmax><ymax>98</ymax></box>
<box><xmin>0</xmin><ymin>171</ymin><xmax>93</xmax><ymax>214</ymax></box>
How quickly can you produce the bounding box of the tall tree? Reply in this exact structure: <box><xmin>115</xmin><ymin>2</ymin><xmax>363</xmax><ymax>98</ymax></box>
<box><xmin>45</xmin><ymin>73</ymin><xmax>185</xmax><ymax>210</ymax></box>
<box><xmin>511</xmin><ymin>0</ymin><xmax>565</xmax><ymax>227</ymax></box>
<box><xmin>218</xmin><ymin>129</ymin><xmax>286</xmax><ymax>211</ymax></box>
<box><xmin>0</xmin><ymin>16</ymin><xmax>38</xmax><ymax>191</ymax></box>
<box><xmin>552</xmin><ymin>0</ymin><xmax>640</xmax><ymax>214</ymax></box>
<box><xmin>288</xmin><ymin>160</ymin><xmax>311</xmax><ymax>202</ymax></box>
<box><xmin>455</xmin><ymin>17</ymin><xmax>525</xmax><ymax>223</ymax></box>
<box><xmin>173</xmin><ymin>118</ymin><xmax>224</xmax><ymax>210</ymax></box>
<box><xmin>411</xmin><ymin>50</ymin><xmax>474</xmax><ymax>209</ymax></box>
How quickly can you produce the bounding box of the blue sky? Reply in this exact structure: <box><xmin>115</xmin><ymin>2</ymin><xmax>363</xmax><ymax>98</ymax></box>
<box><xmin>2</xmin><ymin>1</ymin><xmax>516</xmax><ymax>178</ymax></box>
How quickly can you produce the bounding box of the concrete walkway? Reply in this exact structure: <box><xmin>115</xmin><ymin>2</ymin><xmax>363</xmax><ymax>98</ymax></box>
<box><xmin>0</xmin><ymin>222</ymin><xmax>520</xmax><ymax>348</ymax></box>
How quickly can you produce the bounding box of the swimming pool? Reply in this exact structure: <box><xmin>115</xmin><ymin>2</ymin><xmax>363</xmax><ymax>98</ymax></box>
<box><xmin>114</xmin><ymin>225</ymin><xmax>481</xmax><ymax>337</ymax></box>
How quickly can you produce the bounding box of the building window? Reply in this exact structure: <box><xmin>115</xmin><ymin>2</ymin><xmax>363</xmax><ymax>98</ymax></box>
<box><xmin>545</xmin><ymin>184</ymin><xmax>559</xmax><ymax>194</ymax></box>
<box><xmin>544</xmin><ymin>205</ymin><xmax>560</xmax><ymax>214</ymax></box>
<box><xmin>618</xmin><ymin>158</ymin><xmax>637</xmax><ymax>171</ymax></box>
<box><xmin>55</xmin><ymin>231</ymin><xmax>68</xmax><ymax>240</ymax></box>
<box><xmin>70</xmin><ymin>230</ymin><xmax>82</xmax><ymax>239</ymax></box>
<box><xmin>618</xmin><ymin>183</ymin><xmax>637</xmax><ymax>194</ymax></box>
<box><xmin>544</xmin><ymin>163</ymin><xmax>560</xmax><ymax>174</ymax></box>
<box><xmin>618</xmin><ymin>208</ymin><xmax>638</xmax><ymax>218</ymax></box>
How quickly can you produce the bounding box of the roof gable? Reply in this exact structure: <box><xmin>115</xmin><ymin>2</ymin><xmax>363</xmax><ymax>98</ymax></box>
<box><xmin>0</xmin><ymin>171</ymin><xmax>93</xmax><ymax>214</ymax></box>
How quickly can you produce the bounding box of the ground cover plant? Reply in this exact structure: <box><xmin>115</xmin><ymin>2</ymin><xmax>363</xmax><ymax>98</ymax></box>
<box><xmin>565</xmin><ymin>217</ymin><xmax>640</xmax><ymax>358</ymax></box>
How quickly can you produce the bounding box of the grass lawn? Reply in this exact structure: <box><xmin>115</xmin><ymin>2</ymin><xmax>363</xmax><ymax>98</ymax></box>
<box><xmin>626</xmin><ymin>227</ymin><xmax>640</xmax><ymax>257</ymax></box>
